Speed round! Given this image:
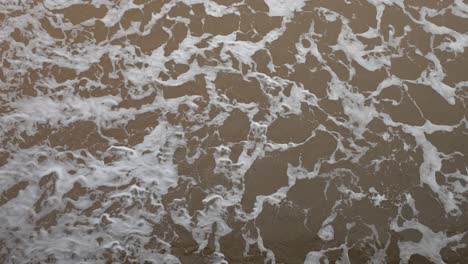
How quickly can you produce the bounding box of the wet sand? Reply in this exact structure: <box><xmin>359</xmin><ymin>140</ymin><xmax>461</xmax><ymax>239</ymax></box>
<box><xmin>0</xmin><ymin>0</ymin><xmax>467</xmax><ymax>263</ymax></box>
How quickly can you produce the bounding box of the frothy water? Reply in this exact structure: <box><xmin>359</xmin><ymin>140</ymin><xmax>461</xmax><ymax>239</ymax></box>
<box><xmin>0</xmin><ymin>0</ymin><xmax>467</xmax><ymax>263</ymax></box>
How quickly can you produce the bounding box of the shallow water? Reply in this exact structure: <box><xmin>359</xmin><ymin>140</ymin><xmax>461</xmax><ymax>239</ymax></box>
<box><xmin>0</xmin><ymin>0</ymin><xmax>467</xmax><ymax>263</ymax></box>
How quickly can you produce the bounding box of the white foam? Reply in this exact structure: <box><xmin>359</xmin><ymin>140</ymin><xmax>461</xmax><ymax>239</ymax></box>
<box><xmin>318</xmin><ymin>225</ymin><xmax>335</xmax><ymax>241</ymax></box>
<box><xmin>264</xmin><ymin>0</ymin><xmax>305</xmax><ymax>17</ymax></box>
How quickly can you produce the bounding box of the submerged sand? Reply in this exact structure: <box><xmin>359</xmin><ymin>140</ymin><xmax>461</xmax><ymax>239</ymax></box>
<box><xmin>0</xmin><ymin>0</ymin><xmax>467</xmax><ymax>263</ymax></box>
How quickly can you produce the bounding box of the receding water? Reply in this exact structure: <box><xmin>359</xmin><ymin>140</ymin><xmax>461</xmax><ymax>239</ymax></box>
<box><xmin>0</xmin><ymin>0</ymin><xmax>467</xmax><ymax>263</ymax></box>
